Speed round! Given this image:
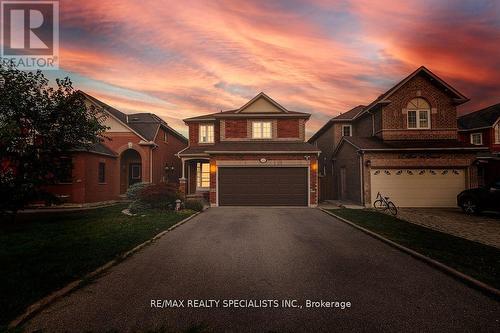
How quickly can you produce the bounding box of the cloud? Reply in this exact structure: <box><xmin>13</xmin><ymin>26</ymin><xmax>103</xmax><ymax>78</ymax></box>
<box><xmin>53</xmin><ymin>0</ymin><xmax>500</xmax><ymax>136</ymax></box>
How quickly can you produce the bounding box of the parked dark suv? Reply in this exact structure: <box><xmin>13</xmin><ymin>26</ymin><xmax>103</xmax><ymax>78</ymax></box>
<box><xmin>457</xmin><ymin>180</ymin><xmax>500</xmax><ymax>214</ymax></box>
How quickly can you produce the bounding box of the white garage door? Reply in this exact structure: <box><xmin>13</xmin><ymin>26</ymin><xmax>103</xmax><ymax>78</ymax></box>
<box><xmin>370</xmin><ymin>169</ymin><xmax>466</xmax><ymax>207</ymax></box>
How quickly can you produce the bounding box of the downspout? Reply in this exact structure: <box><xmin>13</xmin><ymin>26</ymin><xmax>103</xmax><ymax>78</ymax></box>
<box><xmin>359</xmin><ymin>151</ymin><xmax>365</xmax><ymax>206</ymax></box>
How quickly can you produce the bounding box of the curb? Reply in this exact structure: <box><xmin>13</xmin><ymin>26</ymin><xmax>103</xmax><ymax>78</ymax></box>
<box><xmin>319</xmin><ymin>208</ymin><xmax>500</xmax><ymax>300</ymax></box>
<box><xmin>8</xmin><ymin>210</ymin><xmax>203</xmax><ymax>329</ymax></box>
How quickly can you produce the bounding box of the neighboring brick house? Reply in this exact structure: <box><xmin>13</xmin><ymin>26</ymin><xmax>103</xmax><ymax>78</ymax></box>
<box><xmin>177</xmin><ymin>92</ymin><xmax>320</xmax><ymax>207</ymax></box>
<box><xmin>458</xmin><ymin>103</ymin><xmax>500</xmax><ymax>185</ymax></box>
<box><xmin>309</xmin><ymin>66</ymin><xmax>486</xmax><ymax>207</ymax></box>
<box><xmin>46</xmin><ymin>92</ymin><xmax>187</xmax><ymax>204</ymax></box>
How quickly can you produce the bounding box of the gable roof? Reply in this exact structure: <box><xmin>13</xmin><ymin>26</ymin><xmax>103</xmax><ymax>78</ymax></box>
<box><xmin>355</xmin><ymin>66</ymin><xmax>469</xmax><ymax>119</ymax></box>
<box><xmin>235</xmin><ymin>92</ymin><xmax>289</xmax><ymax>113</ymax></box>
<box><xmin>458</xmin><ymin>102</ymin><xmax>500</xmax><ymax>130</ymax></box>
<box><xmin>307</xmin><ymin>105</ymin><xmax>365</xmax><ymax>143</ymax></box>
<box><xmin>183</xmin><ymin>93</ymin><xmax>310</xmax><ymax>122</ymax></box>
<box><xmin>78</xmin><ymin>91</ymin><xmax>187</xmax><ymax>143</ymax></box>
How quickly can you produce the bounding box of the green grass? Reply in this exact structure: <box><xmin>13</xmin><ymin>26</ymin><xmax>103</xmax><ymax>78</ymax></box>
<box><xmin>329</xmin><ymin>208</ymin><xmax>500</xmax><ymax>291</ymax></box>
<box><xmin>0</xmin><ymin>205</ymin><xmax>195</xmax><ymax>327</ymax></box>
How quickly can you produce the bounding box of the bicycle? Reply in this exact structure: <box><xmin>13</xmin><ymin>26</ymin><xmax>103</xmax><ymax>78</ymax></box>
<box><xmin>373</xmin><ymin>192</ymin><xmax>398</xmax><ymax>215</ymax></box>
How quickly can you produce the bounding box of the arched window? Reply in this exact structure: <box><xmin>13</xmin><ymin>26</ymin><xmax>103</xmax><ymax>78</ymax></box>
<box><xmin>407</xmin><ymin>98</ymin><xmax>430</xmax><ymax>129</ymax></box>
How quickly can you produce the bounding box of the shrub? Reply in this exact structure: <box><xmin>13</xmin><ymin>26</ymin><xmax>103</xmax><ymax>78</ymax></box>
<box><xmin>184</xmin><ymin>199</ymin><xmax>204</xmax><ymax>212</ymax></box>
<box><xmin>126</xmin><ymin>182</ymin><xmax>152</xmax><ymax>200</ymax></box>
<box><xmin>137</xmin><ymin>183</ymin><xmax>180</xmax><ymax>209</ymax></box>
<box><xmin>128</xmin><ymin>200</ymin><xmax>151</xmax><ymax>214</ymax></box>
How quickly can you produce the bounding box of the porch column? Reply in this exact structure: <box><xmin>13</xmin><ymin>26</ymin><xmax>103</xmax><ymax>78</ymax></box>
<box><xmin>179</xmin><ymin>158</ymin><xmax>187</xmax><ymax>197</ymax></box>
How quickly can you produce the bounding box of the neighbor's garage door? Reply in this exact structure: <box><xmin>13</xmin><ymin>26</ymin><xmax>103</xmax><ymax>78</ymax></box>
<box><xmin>370</xmin><ymin>169</ymin><xmax>465</xmax><ymax>207</ymax></box>
<box><xmin>218</xmin><ymin>167</ymin><xmax>308</xmax><ymax>206</ymax></box>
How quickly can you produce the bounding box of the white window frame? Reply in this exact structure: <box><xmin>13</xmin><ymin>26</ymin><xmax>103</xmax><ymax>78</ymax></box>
<box><xmin>196</xmin><ymin>162</ymin><xmax>210</xmax><ymax>189</ymax></box>
<box><xmin>495</xmin><ymin>123</ymin><xmax>500</xmax><ymax>144</ymax></box>
<box><xmin>199</xmin><ymin>124</ymin><xmax>214</xmax><ymax>143</ymax></box>
<box><xmin>407</xmin><ymin>110</ymin><xmax>431</xmax><ymax>129</ymax></box>
<box><xmin>251</xmin><ymin>121</ymin><xmax>272</xmax><ymax>139</ymax></box>
<box><xmin>407</xmin><ymin>98</ymin><xmax>431</xmax><ymax>129</ymax></box>
<box><xmin>342</xmin><ymin>124</ymin><xmax>352</xmax><ymax>137</ymax></box>
<box><xmin>470</xmin><ymin>132</ymin><xmax>483</xmax><ymax>145</ymax></box>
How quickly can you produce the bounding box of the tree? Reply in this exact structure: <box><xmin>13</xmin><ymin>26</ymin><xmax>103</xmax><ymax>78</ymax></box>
<box><xmin>0</xmin><ymin>65</ymin><xmax>108</xmax><ymax>215</ymax></box>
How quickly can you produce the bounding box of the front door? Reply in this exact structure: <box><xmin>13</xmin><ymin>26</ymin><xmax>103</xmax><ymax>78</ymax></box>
<box><xmin>129</xmin><ymin>163</ymin><xmax>142</xmax><ymax>186</ymax></box>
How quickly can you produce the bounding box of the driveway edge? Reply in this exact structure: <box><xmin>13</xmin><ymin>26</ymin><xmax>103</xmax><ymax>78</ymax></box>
<box><xmin>8</xmin><ymin>210</ymin><xmax>203</xmax><ymax>329</ymax></box>
<box><xmin>319</xmin><ymin>208</ymin><xmax>500</xmax><ymax>300</ymax></box>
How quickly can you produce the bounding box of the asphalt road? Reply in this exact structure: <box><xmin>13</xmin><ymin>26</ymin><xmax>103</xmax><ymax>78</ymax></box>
<box><xmin>24</xmin><ymin>207</ymin><xmax>500</xmax><ymax>332</ymax></box>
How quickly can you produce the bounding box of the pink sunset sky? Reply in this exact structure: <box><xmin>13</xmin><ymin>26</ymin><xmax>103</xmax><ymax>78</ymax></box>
<box><xmin>52</xmin><ymin>0</ymin><xmax>500</xmax><ymax>138</ymax></box>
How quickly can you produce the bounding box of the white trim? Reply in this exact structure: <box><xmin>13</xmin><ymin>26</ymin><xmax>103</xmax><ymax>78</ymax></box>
<box><xmin>341</xmin><ymin>124</ymin><xmax>352</xmax><ymax>137</ymax></box>
<box><xmin>495</xmin><ymin>123</ymin><xmax>500</xmax><ymax>144</ymax></box>
<box><xmin>251</xmin><ymin>120</ymin><xmax>273</xmax><ymax>139</ymax></box>
<box><xmin>198</xmin><ymin>124</ymin><xmax>214</xmax><ymax>143</ymax></box>
<box><xmin>470</xmin><ymin>132</ymin><xmax>483</xmax><ymax>145</ymax></box>
<box><xmin>216</xmin><ymin>166</ymin><xmax>219</xmax><ymax>207</ymax></box>
<box><xmin>407</xmin><ymin>109</ymin><xmax>431</xmax><ymax>129</ymax></box>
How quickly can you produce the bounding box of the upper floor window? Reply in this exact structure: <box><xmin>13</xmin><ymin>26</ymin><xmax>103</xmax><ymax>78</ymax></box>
<box><xmin>470</xmin><ymin>133</ymin><xmax>483</xmax><ymax>145</ymax></box>
<box><xmin>407</xmin><ymin>98</ymin><xmax>430</xmax><ymax>129</ymax></box>
<box><xmin>252</xmin><ymin>121</ymin><xmax>272</xmax><ymax>139</ymax></box>
<box><xmin>199</xmin><ymin>124</ymin><xmax>214</xmax><ymax>143</ymax></box>
<box><xmin>163</xmin><ymin>131</ymin><xmax>168</xmax><ymax>143</ymax></box>
<box><xmin>495</xmin><ymin>123</ymin><xmax>500</xmax><ymax>144</ymax></box>
<box><xmin>342</xmin><ymin>125</ymin><xmax>352</xmax><ymax>137</ymax></box>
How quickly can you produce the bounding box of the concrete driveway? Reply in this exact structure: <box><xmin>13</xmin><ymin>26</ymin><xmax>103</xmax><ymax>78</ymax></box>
<box><xmin>25</xmin><ymin>208</ymin><xmax>499</xmax><ymax>332</ymax></box>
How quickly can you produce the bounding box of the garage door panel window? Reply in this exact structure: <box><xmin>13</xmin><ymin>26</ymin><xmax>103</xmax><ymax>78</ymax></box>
<box><xmin>252</xmin><ymin>121</ymin><xmax>272</xmax><ymax>139</ymax></box>
<box><xmin>371</xmin><ymin>168</ymin><xmax>465</xmax><ymax>207</ymax></box>
<box><xmin>407</xmin><ymin>98</ymin><xmax>430</xmax><ymax>129</ymax></box>
<box><xmin>196</xmin><ymin>162</ymin><xmax>210</xmax><ymax>189</ymax></box>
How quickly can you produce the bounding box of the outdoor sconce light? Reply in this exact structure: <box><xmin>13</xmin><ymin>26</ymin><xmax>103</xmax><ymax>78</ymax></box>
<box><xmin>365</xmin><ymin>160</ymin><xmax>371</xmax><ymax>167</ymax></box>
<box><xmin>210</xmin><ymin>164</ymin><xmax>217</xmax><ymax>173</ymax></box>
<box><xmin>164</xmin><ymin>165</ymin><xmax>175</xmax><ymax>172</ymax></box>
<box><xmin>311</xmin><ymin>161</ymin><xmax>318</xmax><ymax>171</ymax></box>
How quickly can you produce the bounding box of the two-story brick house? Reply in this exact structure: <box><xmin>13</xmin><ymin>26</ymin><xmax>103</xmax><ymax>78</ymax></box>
<box><xmin>458</xmin><ymin>103</ymin><xmax>500</xmax><ymax>185</ymax></box>
<box><xmin>310</xmin><ymin>66</ymin><xmax>486</xmax><ymax>207</ymax></box>
<box><xmin>45</xmin><ymin>92</ymin><xmax>187</xmax><ymax>204</ymax></box>
<box><xmin>177</xmin><ymin>92</ymin><xmax>320</xmax><ymax>207</ymax></box>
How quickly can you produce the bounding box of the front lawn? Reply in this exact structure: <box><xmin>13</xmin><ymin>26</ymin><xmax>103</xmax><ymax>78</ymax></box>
<box><xmin>329</xmin><ymin>208</ymin><xmax>500</xmax><ymax>291</ymax></box>
<box><xmin>0</xmin><ymin>204</ymin><xmax>195</xmax><ymax>327</ymax></box>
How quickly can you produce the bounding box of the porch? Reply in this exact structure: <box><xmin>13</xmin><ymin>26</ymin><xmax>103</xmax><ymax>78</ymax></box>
<box><xmin>179</xmin><ymin>157</ymin><xmax>210</xmax><ymax>201</ymax></box>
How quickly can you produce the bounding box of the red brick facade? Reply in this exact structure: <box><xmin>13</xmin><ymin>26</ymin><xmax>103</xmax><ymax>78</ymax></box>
<box><xmin>45</xmin><ymin>152</ymin><xmax>119</xmax><ymax>204</ymax></box>
<box><xmin>179</xmin><ymin>93</ymin><xmax>317</xmax><ymax>206</ymax></box>
<box><xmin>311</xmin><ymin>67</ymin><xmax>481</xmax><ymax>206</ymax></box>
<box><xmin>277</xmin><ymin>119</ymin><xmax>300</xmax><ymax>138</ymax></box>
<box><xmin>224</xmin><ymin>120</ymin><xmax>247</xmax><ymax>138</ymax></box>
<box><xmin>379</xmin><ymin>74</ymin><xmax>458</xmax><ymax>140</ymax></box>
<box><xmin>45</xmin><ymin>94</ymin><xmax>188</xmax><ymax>204</ymax></box>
